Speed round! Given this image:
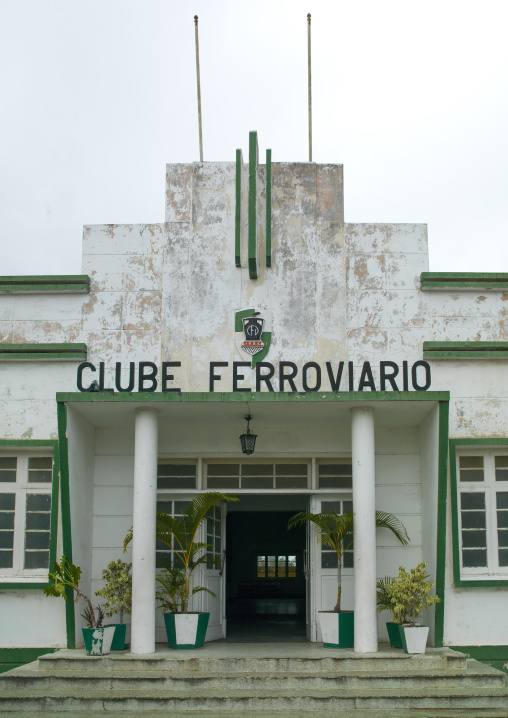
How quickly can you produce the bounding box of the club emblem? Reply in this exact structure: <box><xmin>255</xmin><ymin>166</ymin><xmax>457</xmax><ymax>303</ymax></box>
<box><xmin>241</xmin><ymin>312</ymin><xmax>264</xmax><ymax>356</ymax></box>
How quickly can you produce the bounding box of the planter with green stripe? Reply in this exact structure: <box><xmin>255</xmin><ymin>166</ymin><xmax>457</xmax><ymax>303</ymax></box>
<box><xmin>163</xmin><ymin>612</ymin><xmax>210</xmax><ymax>650</ymax></box>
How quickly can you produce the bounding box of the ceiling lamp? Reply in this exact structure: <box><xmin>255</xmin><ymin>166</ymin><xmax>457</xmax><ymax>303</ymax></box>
<box><xmin>239</xmin><ymin>415</ymin><xmax>257</xmax><ymax>455</ymax></box>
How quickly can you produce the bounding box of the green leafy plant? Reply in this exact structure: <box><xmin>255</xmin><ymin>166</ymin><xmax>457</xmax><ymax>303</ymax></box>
<box><xmin>95</xmin><ymin>559</ymin><xmax>132</xmax><ymax>624</ymax></box>
<box><xmin>124</xmin><ymin>491</ymin><xmax>238</xmax><ymax>614</ymax></box>
<box><xmin>155</xmin><ymin>564</ymin><xmax>187</xmax><ymax>613</ymax></box>
<box><xmin>386</xmin><ymin>562</ymin><xmax>440</xmax><ymax>626</ymax></box>
<box><xmin>288</xmin><ymin>510</ymin><xmax>409</xmax><ymax>613</ymax></box>
<box><xmin>44</xmin><ymin>555</ymin><xmax>103</xmax><ymax>628</ymax></box>
<box><xmin>81</xmin><ymin>604</ymin><xmax>105</xmax><ymax>629</ymax></box>
<box><xmin>376</xmin><ymin>576</ymin><xmax>396</xmax><ymax>615</ymax></box>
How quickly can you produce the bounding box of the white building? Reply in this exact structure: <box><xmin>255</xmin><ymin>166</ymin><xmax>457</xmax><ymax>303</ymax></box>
<box><xmin>1</xmin><ymin>133</ymin><xmax>507</xmax><ymax>668</ymax></box>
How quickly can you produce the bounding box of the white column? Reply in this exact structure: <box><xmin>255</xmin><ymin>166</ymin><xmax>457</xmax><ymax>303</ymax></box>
<box><xmin>131</xmin><ymin>408</ymin><xmax>158</xmax><ymax>654</ymax></box>
<box><xmin>351</xmin><ymin>405</ymin><xmax>377</xmax><ymax>653</ymax></box>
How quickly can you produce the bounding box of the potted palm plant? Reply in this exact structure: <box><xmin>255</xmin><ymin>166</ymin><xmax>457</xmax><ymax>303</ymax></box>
<box><xmin>387</xmin><ymin>562</ymin><xmax>440</xmax><ymax>654</ymax></box>
<box><xmin>376</xmin><ymin>576</ymin><xmax>402</xmax><ymax>648</ymax></box>
<box><xmin>288</xmin><ymin>509</ymin><xmax>409</xmax><ymax>648</ymax></box>
<box><xmin>124</xmin><ymin>491</ymin><xmax>238</xmax><ymax>649</ymax></box>
<box><xmin>95</xmin><ymin>559</ymin><xmax>132</xmax><ymax>650</ymax></box>
<box><xmin>44</xmin><ymin>555</ymin><xmax>115</xmax><ymax>655</ymax></box>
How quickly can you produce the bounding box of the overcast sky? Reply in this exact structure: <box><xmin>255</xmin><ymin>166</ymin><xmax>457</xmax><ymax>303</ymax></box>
<box><xmin>1</xmin><ymin>0</ymin><xmax>507</xmax><ymax>275</ymax></box>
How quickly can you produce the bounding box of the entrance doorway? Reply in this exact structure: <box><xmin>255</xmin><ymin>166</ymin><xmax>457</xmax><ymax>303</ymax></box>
<box><xmin>224</xmin><ymin>495</ymin><xmax>308</xmax><ymax>642</ymax></box>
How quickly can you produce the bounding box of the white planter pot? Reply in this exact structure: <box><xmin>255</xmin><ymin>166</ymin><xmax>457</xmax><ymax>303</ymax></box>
<box><xmin>318</xmin><ymin>611</ymin><xmax>354</xmax><ymax>648</ymax></box>
<box><xmin>399</xmin><ymin>625</ymin><xmax>429</xmax><ymax>654</ymax></box>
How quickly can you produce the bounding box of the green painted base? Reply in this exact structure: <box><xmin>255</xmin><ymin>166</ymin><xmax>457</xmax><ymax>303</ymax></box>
<box><xmin>386</xmin><ymin>621</ymin><xmax>403</xmax><ymax>649</ymax></box>
<box><xmin>322</xmin><ymin>611</ymin><xmax>355</xmax><ymax>649</ymax></box>
<box><xmin>164</xmin><ymin>612</ymin><xmax>210</xmax><ymax>650</ymax></box>
<box><xmin>105</xmin><ymin>623</ymin><xmax>127</xmax><ymax>651</ymax></box>
<box><xmin>0</xmin><ymin>647</ymin><xmax>57</xmax><ymax>674</ymax></box>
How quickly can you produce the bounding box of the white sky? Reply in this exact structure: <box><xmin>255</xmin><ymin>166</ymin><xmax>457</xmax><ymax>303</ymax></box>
<box><xmin>1</xmin><ymin>0</ymin><xmax>507</xmax><ymax>275</ymax></box>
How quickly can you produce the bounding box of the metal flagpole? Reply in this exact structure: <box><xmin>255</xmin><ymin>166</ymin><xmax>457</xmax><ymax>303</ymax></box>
<box><xmin>194</xmin><ymin>15</ymin><xmax>203</xmax><ymax>162</ymax></box>
<box><xmin>307</xmin><ymin>13</ymin><xmax>312</xmax><ymax>163</ymax></box>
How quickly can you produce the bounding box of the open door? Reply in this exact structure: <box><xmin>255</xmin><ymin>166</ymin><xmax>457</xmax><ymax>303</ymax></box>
<box><xmin>202</xmin><ymin>502</ymin><xmax>227</xmax><ymax>641</ymax></box>
<box><xmin>306</xmin><ymin>494</ymin><xmax>319</xmax><ymax>641</ymax></box>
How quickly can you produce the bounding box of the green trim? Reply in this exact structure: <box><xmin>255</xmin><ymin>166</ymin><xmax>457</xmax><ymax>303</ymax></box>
<box><xmin>266</xmin><ymin>149</ymin><xmax>272</xmax><ymax>268</ymax></box>
<box><xmin>56</xmin><ymin>402</ymin><xmax>75</xmax><ymax>648</ymax></box>
<box><xmin>235</xmin><ymin>149</ymin><xmax>242</xmax><ymax>268</ymax></box>
<box><xmin>0</xmin><ymin>440</ymin><xmax>59</xmax><ymax>590</ymax></box>
<box><xmin>0</xmin><ymin>647</ymin><xmax>58</xmax><ymax>674</ymax></box>
<box><xmin>449</xmin><ymin>437</ymin><xmax>508</xmax><ymax>588</ymax></box>
<box><xmin>424</xmin><ymin>341</ymin><xmax>508</xmax><ymax>360</ymax></box>
<box><xmin>56</xmin><ymin>390</ymin><xmax>451</xmax><ymax>404</ymax></box>
<box><xmin>0</xmin><ymin>275</ymin><xmax>89</xmax><ymax>294</ymax></box>
<box><xmin>248</xmin><ymin>131</ymin><xmax>258</xmax><ymax>279</ymax></box>
<box><xmin>434</xmin><ymin>400</ymin><xmax>449</xmax><ymax>647</ymax></box>
<box><xmin>0</xmin><ymin>343</ymin><xmax>87</xmax><ymax>362</ymax></box>
<box><xmin>421</xmin><ymin>272</ymin><xmax>508</xmax><ymax>291</ymax></box>
<box><xmin>449</xmin><ymin>645</ymin><xmax>508</xmax><ymax>674</ymax></box>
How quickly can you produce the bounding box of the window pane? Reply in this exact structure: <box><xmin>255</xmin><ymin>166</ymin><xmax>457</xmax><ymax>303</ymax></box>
<box><xmin>242</xmin><ymin>476</ymin><xmax>273</xmax><ymax>489</ymax></box>
<box><xmin>26</xmin><ymin>494</ymin><xmax>51</xmax><ymax>512</ymax></box>
<box><xmin>257</xmin><ymin>555</ymin><xmax>265</xmax><ymax>578</ymax></box>
<box><xmin>343</xmin><ymin>551</ymin><xmax>354</xmax><ymax>569</ymax></box>
<box><xmin>0</xmin><ymin>531</ymin><xmax>14</xmax><ymax>549</ymax></box>
<box><xmin>459</xmin><ymin>457</ymin><xmax>484</xmax><ymax>482</ymax></box>
<box><xmin>319</xmin><ymin>464</ymin><xmax>352</xmax><ymax>489</ymax></box>
<box><xmin>495</xmin><ymin>457</ymin><xmax>508</xmax><ymax>482</ymax></box>
<box><xmin>25</xmin><ymin>513</ymin><xmax>51</xmax><ymax>531</ymax></box>
<box><xmin>462</xmin><ymin>549</ymin><xmax>487</xmax><ymax>567</ymax></box>
<box><xmin>321</xmin><ymin>501</ymin><xmax>341</xmax><ymax>514</ymax></box>
<box><xmin>207</xmin><ymin>518</ymin><xmax>214</xmax><ymax>535</ymax></box>
<box><xmin>241</xmin><ymin>464</ymin><xmax>272</xmax><ymax>476</ymax></box>
<box><xmin>25</xmin><ymin>531</ymin><xmax>50</xmax><ymax>550</ymax></box>
<box><xmin>288</xmin><ymin>555</ymin><xmax>296</xmax><ymax>578</ymax></box>
<box><xmin>208</xmin><ymin>476</ymin><xmax>239</xmax><ymax>489</ymax></box>
<box><xmin>214</xmin><ymin>537</ymin><xmax>221</xmax><ymax>553</ymax></box>
<box><xmin>0</xmin><ymin>551</ymin><xmax>13</xmax><ymax>568</ymax></box>
<box><xmin>321</xmin><ymin>552</ymin><xmax>338</xmax><ymax>569</ymax></box>
<box><xmin>0</xmin><ymin>494</ymin><xmax>15</xmax><ymax>510</ymax></box>
<box><xmin>207</xmin><ymin>464</ymin><xmax>240</xmax><ymax>476</ymax></box>
<box><xmin>498</xmin><ymin>549</ymin><xmax>508</xmax><ymax>566</ymax></box>
<box><xmin>158</xmin><ymin>464</ymin><xmax>196</xmax><ymax>476</ymax></box>
<box><xmin>157</xmin><ymin>501</ymin><xmax>172</xmax><ymax>514</ymax></box>
<box><xmin>276</xmin><ymin>476</ymin><xmax>308</xmax><ymax>489</ymax></box>
<box><xmin>214</xmin><ymin>506</ymin><xmax>221</xmax><ymax>520</ymax></box>
<box><xmin>461</xmin><ymin>492</ymin><xmax>485</xmax><ymax>510</ymax></box>
<box><xmin>496</xmin><ymin>492</ymin><xmax>508</xmax><ymax>510</ymax></box>
<box><xmin>0</xmin><ymin>457</ymin><xmax>17</xmax><ymax>483</ymax></box>
<box><xmin>24</xmin><ymin>551</ymin><xmax>49</xmax><ymax>569</ymax></box>
<box><xmin>462</xmin><ymin>529</ymin><xmax>487</xmax><ymax>547</ymax></box>
<box><xmin>28</xmin><ymin>457</ymin><xmax>52</xmax><ymax>483</ymax></box>
<box><xmin>276</xmin><ymin>464</ymin><xmax>307</xmax><ymax>476</ymax></box>
<box><xmin>498</xmin><ymin>529</ymin><xmax>508</xmax><ymax>548</ymax></box>
<box><xmin>267</xmin><ymin>556</ymin><xmax>276</xmax><ymax>577</ymax></box>
<box><xmin>157</xmin><ymin>464</ymin><xmax>196</xmax><ymax>489</ymax></box>
<box><xmin>343</xmin><ymin>501</ymin><xmax>353</xmax><ymax>513</ymax></box>
<box><xmin>461</xmin><ymin>511</ymin><xmax>486</xmax><ymax>529</ymax></box>
<box><xmin>497</xmin><ymin>512</ymin><xmax>508</xmax><ymax>529</ymax></box>
<box><xmin>0</xmin><ymin>513</ymin><xmax>14</xmax><ymax>530</ymax></box>
<box><xmin>174</xmin><ymin>501</ymin><xmax>190</xmax><ymax>515</ymax></box>
<box><xmin>277</xmin><ymin>556</ymin><xmax>286</xmax><ymax>578</ymax></box>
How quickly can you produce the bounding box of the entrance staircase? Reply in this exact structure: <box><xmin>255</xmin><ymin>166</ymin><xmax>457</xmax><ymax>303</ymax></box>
<box><xmin>1</xmin><ymin>643</ymin><xmax>508</xmax><ymax>717</ymax></box>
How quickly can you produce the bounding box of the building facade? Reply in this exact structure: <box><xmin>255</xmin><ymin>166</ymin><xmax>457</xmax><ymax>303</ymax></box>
<box><xmin>1</xmin><ymin>134</ymin><xmax>507</xmax><ymax>663</ymax></box>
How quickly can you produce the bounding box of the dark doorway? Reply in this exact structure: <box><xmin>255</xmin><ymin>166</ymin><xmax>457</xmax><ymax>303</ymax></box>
<box><xmin>225</xmin><ymin>508</ymin><xmax>307</xmax><ymax>642</ymax></box>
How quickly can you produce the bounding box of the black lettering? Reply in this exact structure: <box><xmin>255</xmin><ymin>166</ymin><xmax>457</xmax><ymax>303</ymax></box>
<box><xmin>99</xmin><ymin>362</ymin><xmax>114</xmax><ymax>392</ymax></box>
<box><xmin>380</xmin><ymin>361</ymin><xmax>399</xmax><ymax>391</ymax></box>
<box><xmin>255</xmin><ymin>362</ymin><xmax>275</xmax><ymax>392</ymax></box>
<box><xmin>402</xmin><ymin>361</ymin><xmax>409</xmax><ymax>391</ymax></box>
<box><xmin>138</xmin><ymin>362</ymin><xmax>158</xmax><ymax>392</ymax></box>
<box><xmin>77</xmin><ymin>362</ymin><xmax>96</xmax><ymax>392</ymax></box>
<box><xmin>233</xmin><ymin>362</ymin><xmax>251</xmax><ymax>392</ymax></box>
<box><xmin>279</xmin><ymin>361</ymin><xmax>298</xmax><ymax>392</ymax></box>
<box><xmin>115</xmin><ymin>362</ymin><xmax>135</xmax><ymax>393</ymax></box>
<box><xmin>162</xmin><ymin>362</ymin><xmax>181</xmax><ymax>393</ymax></box>
<box><xmin>348</xmin><ymin>361</ymin><xmax>354</xmax><ymax>391</ymax></box>
<box><xmin>302</xmin><ymin>362</ymin><xmax>321</xmax><ymax>392</ymax></box>
<box><xmin>209</xmin><ymin>362</ymin><xmax>228</xmax><ymax>392</ymax></box>
<box><xmin>326</xmin><ymin>361</ymin><xmax>344</xmax><ymax>391</ymax></box>
<box><xmin>412</xmin><ymin>360</ymin><xmax>431</xmax><ymax>391</ymax></box>
<box><xmin>358</xmin><ymin>361</ymin><xmax>376</xmax><ymax>391</ymax></box>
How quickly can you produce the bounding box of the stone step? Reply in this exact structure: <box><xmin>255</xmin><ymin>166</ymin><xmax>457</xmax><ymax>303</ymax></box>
<box><xmin>5</xmin><ymin>712</ymin><xmax>508</xmax><ymax>718</ymax></box>
<box><xmin>36</xmin><ymin>648</ymin><xmax>468</xmax><ymax>674</ymax></box>
<box><xmin>2</xmin><ymin>686</ymin><xmax>508</xmax><ymax>712</ymax></box>
<box><xmin>2</xmin><ymin>660</ymin><xmax>504</xmax><ymax>691</ymax></box>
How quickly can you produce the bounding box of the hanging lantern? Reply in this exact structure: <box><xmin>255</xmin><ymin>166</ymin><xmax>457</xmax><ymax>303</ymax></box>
<box><xmin>239</xmin><ymin>415</ymin><xmax>257</xmax><ymax>455</ymax></box>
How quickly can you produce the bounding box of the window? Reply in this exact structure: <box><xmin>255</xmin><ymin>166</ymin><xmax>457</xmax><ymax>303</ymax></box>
<box><xmin>155</xmin><ymin>499</ymin><xmax>189</xmax><ymax>567</ymax></box>
<box><xmin>455</xmin><ymin>450</ymin><xmax>508</xmax><ymax>579</ymax></box>
<box><xmin>0</xmin><ymin>453</ymin><xmax>53</xmax><ymax>577</ymax></box>
<box><xmin>206</xmin><ymin>463</ymin><xmax>309</xmax><ymax>490</ymax></box>
<box><xmin>320</xmin><ymin>500</ymin><xmax>353</xmax><ymax>570</ymax></box>
<box><xmin>157</xmin><ymin>463</ymin><xmax>196</xmax><ymax>490</ymax></box>
<box><xmin>257</xmin><ymin>554</ymin><xmax>297</xmax><ymax>578</ymax></box>
<box><xmin>318</xmin><ymin>463</ymin><xmax>352</xmax><ymax>489</ymax></box>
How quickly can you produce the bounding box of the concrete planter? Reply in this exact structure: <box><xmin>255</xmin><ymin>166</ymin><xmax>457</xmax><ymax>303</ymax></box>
<box><xmin>81</xmin><ymin>626</ymin><xmax>115</xmax><ymax>656</ymax></box>
<box><xmin>104</xmin><ymin>623</ymin><xmax>127</xmax><ymax>651</ymax></box>
<box><xmin>398</xmin><ymin>624</ymin><xmax>429</xmax><ymax>654</ymax></box>
<box><xmin>318</xmin><ymin>611</ymin><xmax>354</xmax><ymax>648</ymax></box>
<box><xmin>164</xmin><ymin>612</ymin><xmax>210</xmax><ymax>650</ymax></box>
<box><xmin>386</xmin><ymin>621</ymin><xmax>403</xmax><ymax>649</ymax></box>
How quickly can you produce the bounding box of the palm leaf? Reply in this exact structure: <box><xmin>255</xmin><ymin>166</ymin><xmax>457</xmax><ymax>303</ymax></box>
<box><xmin>375</xmin><ymin>511</ymin><xmax>410</xmax><ymax>545</ymax></box>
